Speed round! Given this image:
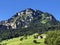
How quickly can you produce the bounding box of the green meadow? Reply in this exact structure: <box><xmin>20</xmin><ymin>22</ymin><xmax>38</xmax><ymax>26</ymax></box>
<box><xmin>0</xmin><ymin>34</ymin><xmax>46</xmax><ymax>45</ymax></box>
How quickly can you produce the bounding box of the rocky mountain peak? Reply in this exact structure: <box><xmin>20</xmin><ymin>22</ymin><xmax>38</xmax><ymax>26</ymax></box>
<box><xmin>0</xmin><ymin>8</ymin><xmax>57</xmax><ymax>29</ymax></box>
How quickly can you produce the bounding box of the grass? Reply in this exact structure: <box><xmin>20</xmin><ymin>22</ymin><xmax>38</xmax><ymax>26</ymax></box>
<box><xmin>0</xmin><ymin>34</ymin><xmax>46</xmax><ymax>45</ymax></box>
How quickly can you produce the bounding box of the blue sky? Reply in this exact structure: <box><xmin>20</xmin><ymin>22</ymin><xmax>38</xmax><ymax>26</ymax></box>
<box><xmin>0</xmin><ymin>0</ymin><xmax>60</xmax><ymax>21</ymax></box>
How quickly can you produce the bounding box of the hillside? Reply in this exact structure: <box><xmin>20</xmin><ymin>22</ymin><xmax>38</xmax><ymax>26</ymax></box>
<box><xmin>0</xmin><ymin>34</ymin><xmax>46</xmax><ymax>45</ymax></box>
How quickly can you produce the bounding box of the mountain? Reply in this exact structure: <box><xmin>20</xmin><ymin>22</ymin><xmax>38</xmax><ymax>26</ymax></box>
<box><xmin>0</xmin><ymin>8</ymin><xmax>58</xmax><ymax>30</ymax></box>
<box><xmin>0</xmin><ymin>8</ymin><xmax>60</xmax><ymax>41</ymax></box>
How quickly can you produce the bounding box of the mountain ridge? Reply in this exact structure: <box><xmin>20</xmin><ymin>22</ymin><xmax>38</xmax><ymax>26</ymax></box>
<box><xmin>0</xmin><ymin>8</ymin><xmax>58</xmax><ymax>30</ymax></box>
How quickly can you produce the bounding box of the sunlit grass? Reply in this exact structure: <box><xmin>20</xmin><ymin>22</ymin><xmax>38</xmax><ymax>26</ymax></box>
<box><xmin>0</xmin><ymin>34</ymin><xmax>46</xmax><ymax>45</ymax></box>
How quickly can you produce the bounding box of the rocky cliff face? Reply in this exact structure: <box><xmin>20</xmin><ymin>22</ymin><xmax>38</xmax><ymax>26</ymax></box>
<box><xmin>0</xmin><ymin>8</ymin><xmax>58</xmax><ymax>30</ymax></box>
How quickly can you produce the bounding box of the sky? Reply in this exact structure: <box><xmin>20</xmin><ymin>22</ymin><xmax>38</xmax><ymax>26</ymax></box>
<box><xmin>0</xmin><ymin>0</ymin><xmax>60</xmax><ymax>21</ymax></box>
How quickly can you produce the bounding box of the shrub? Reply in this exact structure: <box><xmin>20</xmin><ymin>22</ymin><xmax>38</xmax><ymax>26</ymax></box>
<box><xmin>20</xmin><ymin>38</ymin><xmax>23</xmax><ymax>41</ymax></box>
<box><xmin>54</xmin><ymin>36</ymin><xmax>60</xmax><ymax>45</ymax></box>
<box><xmin>45</xmin><ymin>30</ymin><xmax>60</xmax><ymax>45</ymax></box>
<box><xmin>33</xmin><ymin>40</ymin><xmax>37</xmax><ymax>43</ymax></box>
<box><xmin>33</xmin><ymin>40</ymin><xmax>40</xmax><ymax>44</ymax></box>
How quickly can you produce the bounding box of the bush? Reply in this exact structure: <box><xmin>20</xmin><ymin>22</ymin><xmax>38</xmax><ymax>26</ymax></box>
<box><xmin>45</xmin><ymin>30</ymin><xmax>60</xmax><ymax>45</ymax></box>
<box><xmin>20</xmin><ymin>38</ymin><xmax>23</xmax><ymax>41</ymax></box>
<box><xmin>33</xmin><ymin>40</ymin><xmax>37</xmax><ymax>43</ymax></box>
<box><xmin>33</xmin><ymin>40</ymin><xmax>40</xmax><ymax>44</ymax></box>
<box><xmin>34</xmin><ymin>35</ymin><xmax>37</xmax><ymax>39</ymax></box>
<box><xmin>54</xmin><ymin>36</ymin><xmax>60</xmax><ymax>45</ymax></box>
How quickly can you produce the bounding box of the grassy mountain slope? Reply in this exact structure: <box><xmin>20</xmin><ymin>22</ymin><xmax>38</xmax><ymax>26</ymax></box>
<box><xmin>0</xmin><ymin>34</ymin><xmax>46</xmax><ymax>45</ymax></box>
